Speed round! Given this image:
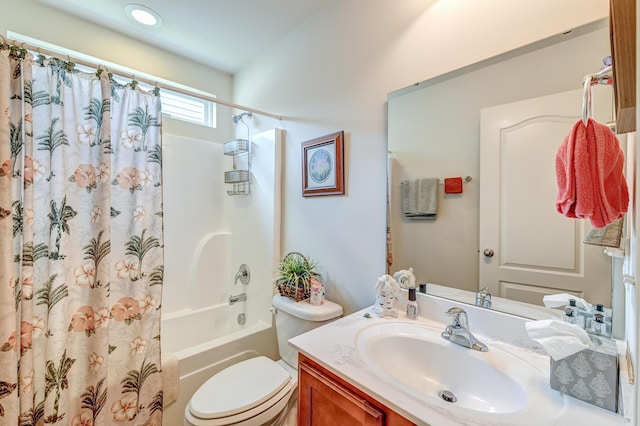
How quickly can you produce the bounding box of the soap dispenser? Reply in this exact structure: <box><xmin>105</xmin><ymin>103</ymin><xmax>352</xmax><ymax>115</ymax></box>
<box><xmin>406</xmin><ymin>288</ymin><xmax>418</xmax><ymax>320</ymax></box>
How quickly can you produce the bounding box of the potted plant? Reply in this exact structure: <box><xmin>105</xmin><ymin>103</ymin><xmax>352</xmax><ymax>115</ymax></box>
<box><xmin>274</xmin><ymin>252</ymin><xmax>320</xmax><ymax>302</ymax></box>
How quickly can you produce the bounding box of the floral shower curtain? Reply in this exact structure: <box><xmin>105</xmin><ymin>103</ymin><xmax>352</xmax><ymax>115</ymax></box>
<box><xmin>0</xmin><ymin>48</ymin><xmax>164</xmax><ymax>425</ymax></box>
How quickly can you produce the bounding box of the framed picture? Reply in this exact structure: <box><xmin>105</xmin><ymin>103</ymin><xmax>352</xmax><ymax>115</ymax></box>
<box><xmin>302</xmin><ymin>131</ymin><xmax>345</xmax><ymax>197</ymax></box>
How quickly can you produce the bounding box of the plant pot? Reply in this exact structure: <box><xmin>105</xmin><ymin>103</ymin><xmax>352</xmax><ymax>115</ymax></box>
<box><xmin>274</xmin><ymin>252</ymin><xmax>317</xmax><ymax>302</ymax></box>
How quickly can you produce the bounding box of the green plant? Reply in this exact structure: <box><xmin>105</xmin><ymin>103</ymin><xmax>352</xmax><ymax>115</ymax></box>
<box><xmin>274</xmin><ymin>252</ymin><xmax>320</xmax><ymax>301</ymax></box>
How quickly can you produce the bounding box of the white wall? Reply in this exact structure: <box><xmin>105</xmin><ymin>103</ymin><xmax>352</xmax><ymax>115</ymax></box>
<box><xmin>234</xmin><ymin>0</ymin><xmax>610</xmax><ymax>314</ymax></box>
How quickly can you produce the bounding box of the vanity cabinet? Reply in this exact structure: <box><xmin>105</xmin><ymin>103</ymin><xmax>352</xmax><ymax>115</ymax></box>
<box><xmin>298</xmin><ymin>354</ymin><xmax>416</xmax><ymax>426</ymax></box>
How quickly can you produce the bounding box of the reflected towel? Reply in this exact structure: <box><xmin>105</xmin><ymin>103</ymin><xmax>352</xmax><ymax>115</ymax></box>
<box><xmin>401</xmin><ymin>178</ymin><xmax>439</xmax><ymax>218</ymax></box>
<box><xmin>555</xmin><ymin>118</ymin><xmax>629</xmax><ymax>228</ymax></box>
<box><xmin>162</xmin><ymin>352</ymin><xmax>179</xmax><ymax>405</ymax></box>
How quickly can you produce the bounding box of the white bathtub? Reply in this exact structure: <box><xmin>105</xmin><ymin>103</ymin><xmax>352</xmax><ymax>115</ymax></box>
<box><xmin>161</xmin><ymin>302</ymin><xmax>278</xmax><ymax>426</ymax></box>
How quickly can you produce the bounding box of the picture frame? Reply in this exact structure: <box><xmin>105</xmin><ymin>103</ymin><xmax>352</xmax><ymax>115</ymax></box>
<box><xmin>302</xmin><ymin>131</ymin><xmax>345</xmax><ymax>197</ymax></box>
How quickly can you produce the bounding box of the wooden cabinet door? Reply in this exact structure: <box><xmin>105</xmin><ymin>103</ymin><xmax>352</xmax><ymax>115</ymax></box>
<box><xmin>299</xmin><ymin>360</ymin><xmax>383</xmax><ymax>426</ymax></box>
<box><xmin>298</xmin><ymin>355</ymin><xmax>415</xmax><ymax>426</ymax></box>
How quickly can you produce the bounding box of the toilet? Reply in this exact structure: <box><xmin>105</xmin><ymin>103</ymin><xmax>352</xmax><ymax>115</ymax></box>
<box><xmin>184</xmin><ymin>294</ymin><xmax>343</xmax><ymax>426</ymax></box>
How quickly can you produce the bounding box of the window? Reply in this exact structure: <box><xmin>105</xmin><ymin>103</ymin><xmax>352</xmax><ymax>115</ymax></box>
<box><xmin>136</xmin><ymin>80</ymin><xmax>215</xmax><ymax>127</ymax></box>
<box><xmin>7</xmin><ymin>32</ymin><xmax>216</xmax><ymax>128</ymax></box>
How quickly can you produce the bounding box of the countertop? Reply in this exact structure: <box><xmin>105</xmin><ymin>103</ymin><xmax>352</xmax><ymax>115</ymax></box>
<box><xmin>288</xmin><ymin>292</ymin><xmax>630</xmax><ymax>426</ymax></box>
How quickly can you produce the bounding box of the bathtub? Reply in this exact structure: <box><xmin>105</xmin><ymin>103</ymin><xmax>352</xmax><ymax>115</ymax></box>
<box><xmin>161</xmin><ymin>302</ymin><xmax>278</xmax><ymax>426</ymax></box>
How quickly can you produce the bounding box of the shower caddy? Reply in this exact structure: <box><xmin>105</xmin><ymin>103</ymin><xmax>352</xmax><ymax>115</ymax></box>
<box><xmin>224</xmin><ymin>112</ymin><xmax>252</xmax><ymax>195</ymax></box>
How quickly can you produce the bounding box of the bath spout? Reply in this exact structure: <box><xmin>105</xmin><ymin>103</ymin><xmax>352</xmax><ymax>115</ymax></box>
<box><xmin>228</xmin><ymin>293</ymin><xmax>247</xmax><ymax>305</ymax></box>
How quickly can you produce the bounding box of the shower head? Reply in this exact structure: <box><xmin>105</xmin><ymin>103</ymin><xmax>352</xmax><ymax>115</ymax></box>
<box><xmin>232</xmin><ymin>112</ymin><xmax>252</xmax><ymax>124</ymax></box>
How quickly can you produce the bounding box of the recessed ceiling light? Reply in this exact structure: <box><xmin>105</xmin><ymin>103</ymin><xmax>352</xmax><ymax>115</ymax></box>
<box><xmin>124</xmin><ymin>4</ymin><xmax>163</xmax><ymax>27</ymax></box>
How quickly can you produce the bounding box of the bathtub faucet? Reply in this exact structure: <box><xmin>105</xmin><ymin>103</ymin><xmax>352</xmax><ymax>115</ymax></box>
<box><xmin>234</xmin><ymin>264</ymin><xmax>251</xmax><ymax>285</ymax></box>
<box><xmin>228</xmin><ymin>293</ymin><xmax>247</xmax><ymax>305</ymax></box>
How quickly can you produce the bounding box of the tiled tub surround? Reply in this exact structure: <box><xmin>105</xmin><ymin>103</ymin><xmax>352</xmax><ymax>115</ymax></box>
<box><xmin>289</xmin><ymin>292</ymin><xmax>632</xmax><ymax>426</ymax></box>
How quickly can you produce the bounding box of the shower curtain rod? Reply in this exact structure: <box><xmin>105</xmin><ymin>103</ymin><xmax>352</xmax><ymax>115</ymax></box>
<box><xmin>4</xmin><ymin>38</ymin><xmax>282</xmax><ymax>120</ymax></box>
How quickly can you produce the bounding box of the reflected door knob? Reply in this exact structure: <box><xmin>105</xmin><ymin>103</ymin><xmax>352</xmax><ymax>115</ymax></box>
<box><xmin>483</xmin><ymin>249</ymin><xmax>494</xmax><ymax>258</ymax></box>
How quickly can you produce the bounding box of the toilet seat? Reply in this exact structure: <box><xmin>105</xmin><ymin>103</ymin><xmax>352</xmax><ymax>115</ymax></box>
<box><xmin>186</xmin><ymin>356</ymin><xmax>295</xmax><ymax>425</ymax></box>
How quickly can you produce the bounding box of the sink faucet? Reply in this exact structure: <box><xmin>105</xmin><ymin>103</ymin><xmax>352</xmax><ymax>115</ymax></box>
<box><xmin>475</xmin><ymin>287</ymin><xmax>492</xmax><ymax>309</ymax></box>
<box><xmin>441</xmin><ymin>307</ymin><xmax>488</xmax><ymax>352</ymax></box>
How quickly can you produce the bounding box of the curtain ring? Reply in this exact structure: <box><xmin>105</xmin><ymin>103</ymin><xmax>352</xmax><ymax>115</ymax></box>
<box><xmin>96</xmin><ymin>65</ymin><xmax>108</xmax><ymax>78</ymax></box>
<box><xmin>18</xmin><ymin>43</ymin><xmax>27</xmax><ymax>59</ymax></box>
<box><xmin>36</xmin><ymin>47</ymin><xmax>45</xmax><ymax>66</ymax></box>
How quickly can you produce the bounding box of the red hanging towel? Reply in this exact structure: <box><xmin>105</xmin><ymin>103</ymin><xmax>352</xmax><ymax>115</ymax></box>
<box><xmin>444</xmin><ymin>177</ymin><xmax>463</xmax><ymax>194</ymax></box>
<box><xmin>555</xmin><ymin>118</ymin><xmax>629</xmax><ymax>228</ymax></box>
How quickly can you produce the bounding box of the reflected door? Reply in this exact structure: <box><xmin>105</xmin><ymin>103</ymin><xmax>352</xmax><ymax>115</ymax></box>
<box><xmin>479</xmin><ymin>88</ymin><xmax>612</xmax><ymax>306</ymax></box>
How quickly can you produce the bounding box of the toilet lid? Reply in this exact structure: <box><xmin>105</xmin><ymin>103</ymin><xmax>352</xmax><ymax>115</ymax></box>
<box><xmin>189</xmin><ymin>356</ymin><xmax>292</xmax><ymax>419</ymax></box>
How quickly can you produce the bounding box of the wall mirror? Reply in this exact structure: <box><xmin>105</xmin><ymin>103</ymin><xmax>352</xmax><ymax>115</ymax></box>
<box><xmin>386</xmin><ymin>18</ymin><xmax>626</xmax><ymax>330</ymax></box>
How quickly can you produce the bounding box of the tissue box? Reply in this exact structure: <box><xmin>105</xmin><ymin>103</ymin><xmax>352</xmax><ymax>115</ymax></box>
<box><xmin>549</xmin><ymin>336</ymin><xmax>619</xmax><ymax>412</ymax></box>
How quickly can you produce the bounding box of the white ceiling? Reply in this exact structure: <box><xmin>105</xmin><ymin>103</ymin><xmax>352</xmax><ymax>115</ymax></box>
<box><xmin>36</xmin><ymin>0</ymin><xmax>335</xmax><ymax>74</ymax></box>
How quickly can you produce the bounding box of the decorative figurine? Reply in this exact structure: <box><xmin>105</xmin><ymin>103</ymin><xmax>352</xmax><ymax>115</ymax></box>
<box><xmin>374</xmin><ymin>274</ymin><xmax>400</xmax><ymax>318</ymax></box>
<box><xmin>309</xmin><ymin>278</ymin><xmax>325</xmax><ymax>306</ymax></box>
<box><xmin>393</xmin><ymin>267</ymin><xmax>416</xmax><ymax>289</ymax></box>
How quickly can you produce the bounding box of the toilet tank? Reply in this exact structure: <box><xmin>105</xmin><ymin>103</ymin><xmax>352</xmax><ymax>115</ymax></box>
<box><xmin>272</xmin><ymin>294</ymin><xmax>343</xmax><ymax>367</ymax></box>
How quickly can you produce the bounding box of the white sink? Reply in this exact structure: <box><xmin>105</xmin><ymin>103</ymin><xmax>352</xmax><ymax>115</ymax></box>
<box><xmin>355</xmin><ymin>321</ymin><xmax>566</xmax><ymax>421</ymax></box>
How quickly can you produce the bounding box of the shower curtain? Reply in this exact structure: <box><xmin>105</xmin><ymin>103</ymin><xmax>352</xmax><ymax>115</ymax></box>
<box><xmin>0</xmin><ymin>48</ymin><xmax>164</xmax><ymax>425</ymax></box>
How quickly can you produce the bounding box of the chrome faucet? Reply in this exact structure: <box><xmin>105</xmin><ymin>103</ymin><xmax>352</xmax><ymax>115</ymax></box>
<box><xmin>475</xmin><ymin>287</ymin><xmax>492</xmax><ymax>309</ymax></box>
<box><xmin>441</xmin><ymin>307</ymin><xmax>488</xmax><ymax>352</ymax></box>
<box><xmin>234</xmin><ymin>264</ymin><xmax>250</xmax><ymax>285</ymax></box>
<box><xmin>228</xmin><ymin>293</ymin><xmax>247</xmax><ymax>305</ymax></box>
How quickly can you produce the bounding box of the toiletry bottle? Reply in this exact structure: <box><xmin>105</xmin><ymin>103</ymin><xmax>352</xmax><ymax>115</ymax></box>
<box><xmin>593</xmin><ymin>304</ymin><xmax>611</xmax><ymax>338</ymax></box>
<box><xmin>406</xmin><ymin>288</ymin><xmax>418</xmax><ymax>319</ymax></box>
<box><xmin>578</xmin><ymin>304</ymin><xmax>594</xmax><ymax>331</ymax></box>
<box><xmin>562</xmin><ymin>299</ymin><xmax>584</xmax><ymax>328</ymax></box>
<box><xmin>591</xmin><ymin>312</ymin><xmax>607</xmax><ymax>336</ymax></box>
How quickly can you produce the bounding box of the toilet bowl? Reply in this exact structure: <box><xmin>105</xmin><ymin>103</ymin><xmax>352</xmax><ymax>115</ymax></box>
<box><xmin>184</xmin><ymin>357</ymin><xmax>297</xmax><ymax>426</ymax></box>
<box><xmin>184</xmin><ymin>294</ymin><xmax>343</xmax><ymax>426</ymax></box>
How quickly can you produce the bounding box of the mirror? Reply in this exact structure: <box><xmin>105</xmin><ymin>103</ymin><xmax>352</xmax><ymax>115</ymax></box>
<box><xmin>386</xmin><ymin>18</ymin><xmax>624</xmax><ymax>326</ymax></box>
